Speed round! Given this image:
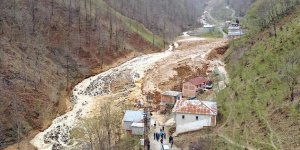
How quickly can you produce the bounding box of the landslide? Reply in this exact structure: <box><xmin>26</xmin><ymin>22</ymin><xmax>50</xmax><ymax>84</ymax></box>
<box><xmin>0</xmin><ymin>0</ymin><xmax>185</xmax><ymax>148</ymax></box>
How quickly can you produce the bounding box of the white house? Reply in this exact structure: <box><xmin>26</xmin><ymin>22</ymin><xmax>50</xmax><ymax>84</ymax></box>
<box><xmin>172</xmin><ymin>100</ymin><xmax>217</xmax><ymax>134</ymax></box>
<box><xmin>228</xmin><ymin>23</ymin><xmax>244</xmax><ymax>37</ymax></box>
<box><xmin>123</xmin><ymin>110</ymin><xmax>144</xmax><ymax>135</ymax></box>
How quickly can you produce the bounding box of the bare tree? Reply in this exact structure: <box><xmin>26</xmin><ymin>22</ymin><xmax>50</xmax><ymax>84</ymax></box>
<box><xmin>70</xmin><ymin>101</ymin><xmax>122</xmax><ymax>150</ymax></box>
<box><xmin>68</xmin><ymin>0</ymin><xmax>72</xmax><ymax>27</ymax></box>
<box><xmin>12</xmin><ymin>95</ymin><xmax>21</xmax><ymax>150</ymax></box>
<box><xmin>152</xmin><ymin>21</ymin><xmax>155</xmax><ymax>50</ymax></box>
<box><xmin>13</xmin><ymin>0</ymin><xmax>16</xmax><ymax>18</ymax></box>
<box><xmin>283</xmin><ymin>55</ymin><xmax>299</xmax><ymax>101</ymax></box>
<box><xmin>32</xmin><ymin>0</ymin><xmax>36</xmax><ymax>33</ymax></box>
<box><xmin>51</xmin><ymin>0</ymin><xmax>54</xmax><ymax>17</ymax></box>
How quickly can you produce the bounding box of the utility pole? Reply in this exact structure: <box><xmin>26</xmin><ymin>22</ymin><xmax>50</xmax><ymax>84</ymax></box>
<box><xmin>143</xmin><ymin>105</ymin><xmax>151</xmax><ymax>150</ymax></box>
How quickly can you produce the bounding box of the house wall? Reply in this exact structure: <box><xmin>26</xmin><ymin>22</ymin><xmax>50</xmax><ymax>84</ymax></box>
<box><xmin>175</xmin><ymin>113</ymin><xmax>214</xmax><ymax>133</ymax></box>
<box><xmin>123</xmin><ymin>121</ymin><xmax>133</xmax><ymax>131</ymax></box>
<box><xmin>175</xmin><ymin>113</ymin><xmax>211</xmax><ymax>126</ymax></box>
<box><xmin>132</xmin><ymin>126</ymin><xmax>144</xmax><ymax>135</ymax></box>
<box><xmin>182</xmin><ymin>82</ymin><xmax>197</xmax><ymax>97</ymax></box>
<box><xmin>160</xmin><ymin>104</ymin><xmax>166</xmax><ymax>111</ymax></box>
<box><xmin>161</xmin><ymin>95</ymin><xmax>175</xmax><ymax>104</ymax></box>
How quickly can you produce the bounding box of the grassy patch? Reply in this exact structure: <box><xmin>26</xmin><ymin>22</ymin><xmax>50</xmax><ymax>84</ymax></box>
<box><xmin>198</xmin><ymin>28</ymin><xmax>223</xmax><ymax>38</ymax></box>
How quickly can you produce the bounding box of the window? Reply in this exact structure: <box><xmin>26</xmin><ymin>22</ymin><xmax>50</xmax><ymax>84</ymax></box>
<box><xmin>196</xmin><ymin>116</ymin><xmax>199</xmax><ymax>120</ymax></box>
<box><xmin>182</xmin><ymin>115</ymin><xmax>185</xmax><ymax>119</ymax></box>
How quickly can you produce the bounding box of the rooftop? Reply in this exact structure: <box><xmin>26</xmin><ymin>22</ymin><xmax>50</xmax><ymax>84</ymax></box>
<box><xmin>228</xmin><ymin>26</ymin><xmax>241</xmax><ymax>30</ymax></box>
<box><xmin>131</xmin><ymin>122</ymin><xmax>144</xmax><ymax>128</ymax></box>
<box><xmin>162</xmin><ymin>91</ymin><xmax>182</xmax><ymax>97</ymax></box>
<box><xmin>187</xmin><ymin>76</ymin><xmax>208</xmax><ymax>86</ymax></box>
<box><xmin>123</xmin><ymin>110</ymin><xmax>144</xmax><ymax>122</ymax></box>
<box><xmin>172</xmin><ymin>100</ymin><xmax>217</xmax><ymax>115</ymax></box>
<box><xmin>203</xmin><ymin>24</ymin><xmax>216</xmax><ymax>28</ymax></box>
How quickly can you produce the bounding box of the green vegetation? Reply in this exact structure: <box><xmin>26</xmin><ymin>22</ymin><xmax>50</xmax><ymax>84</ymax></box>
<box><xmin>217</xmin><ymin>4</ymin><xmax>300</xmax><ymax>149</ymax></box>
<box><xmin>223</xmin><ymin>28</ymin><xmax>228</xmax><ymax>34</ymax></box>
<box><xmin>113</xmin><ymin>135</ymin><xmax>141</xmax><ymax>150</ymax></box>
<box><xmin>211</xmin><ymin>7</ymin><xmax>233</xmax><ymax>21</ymax></box>
<box><xmin>199</xmin><ymin>28</ymin><xmax>223</xmax><ymax>38</ymax></box>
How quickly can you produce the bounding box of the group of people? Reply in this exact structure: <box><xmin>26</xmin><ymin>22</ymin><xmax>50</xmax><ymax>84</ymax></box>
<box><xmin>153</xmin><ymin>126</ymin><xmax>174</xmax><ymax>148</ymax></box>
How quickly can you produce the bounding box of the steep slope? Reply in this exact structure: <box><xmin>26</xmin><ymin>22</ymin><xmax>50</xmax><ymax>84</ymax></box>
<box><xmin>0</xmin><ymin>0</ymin><xmax>156</xmax><ymax>148</ymax></box>
<box><xmin>0</xmin><ymin>0</ymin><xmax>203</xmax><ymax>149</ymax></box>
<box><xmin>105</xmin><ymin>0</ymin><xmax>206</xmax><ymax>40</ymax></box>
<box><xmin>225</xmin><ymin>0</ymin><xmax>255</xmax><ymax>17</ymax></box>
<box><xmin>217</xmin><ymin>3</ymin><xmax>300</xmax><ymax>149</ymax></box>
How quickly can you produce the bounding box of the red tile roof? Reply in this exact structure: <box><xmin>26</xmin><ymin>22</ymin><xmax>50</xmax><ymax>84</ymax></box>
<box><xmin>188</xmin><ymin>76</ymin><xmax>208</xmax><ymax>86</ymax></box>
<box><xmin>172</xmin><ymin>100</ymin><xmax>217</xmax><ymax>115</ymax></box>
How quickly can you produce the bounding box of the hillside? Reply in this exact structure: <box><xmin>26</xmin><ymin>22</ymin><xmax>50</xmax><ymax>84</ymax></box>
<box><xmin>225</xmin><ymin>0</ymin><xmax>255</xmax><ymax>17</ymax></box>
<box><xmin>172</xmin><ymin>1</ymin><xmax>300</xmax><ymax>150</ymax></box>
<box><xmin>217</xmin><ymin>3</ymin><xmax>300</xmax><ymax>150</ymax></box>
<box><xmin>0</xmin><ymin>0</ymin><xmax>203</xmax><ymax>149</ymax></box>
<box><xmin>105</xmin><ymin>0</ymin><xmax>206</xmax><ymax>40</ymax></box>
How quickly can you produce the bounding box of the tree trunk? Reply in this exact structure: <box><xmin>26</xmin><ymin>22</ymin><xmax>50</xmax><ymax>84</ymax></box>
<box><xmin>32</xmin><ymin>0</ymin><xmax>36</xmax><ymax>34</ymax></box>
<box><xmin>68</xmin><ymin>0</ymin><xmax>71</xmax><ymax>27</ymax></box>
<box><xmin>51</xmin><ymin>0</ymin><xmax>54</xmax><ymax>17</ymax></box>
<box><xmin>13</xmin><ymin>0</ymin><xmax>16</xmax><ymax>18</ymax></box>
<box><xmin>108</xmin><ymin>130</ymin><xmax>111</xmax><ymax>150</ymax></box>
<box><xmin>273</xmin><ymin>22</ymin><xmax>277</xmax><ymax>37</ymax></box>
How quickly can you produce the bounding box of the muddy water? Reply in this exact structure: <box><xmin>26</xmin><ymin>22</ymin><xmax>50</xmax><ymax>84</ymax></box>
<box><xmin>30</xmin><ymin>44</ymin><xmax>178</xmax><ymax>149</ymax></box>
<box><xmin>30</xmin><ymin>33</ymin><xmax>229</xmax><ymax>150</ymax></box>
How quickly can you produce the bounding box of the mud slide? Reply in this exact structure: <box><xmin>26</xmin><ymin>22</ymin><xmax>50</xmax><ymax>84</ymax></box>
<box><xmin>30</xmin><ymin>32</ymin><xmax>228</xmax><ymax>149</ymax></box>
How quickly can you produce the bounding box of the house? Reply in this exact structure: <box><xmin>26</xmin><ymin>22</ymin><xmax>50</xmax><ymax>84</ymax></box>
<box><xmin>182</xmin><ymin>76</ymin><xmax>208</xmax><ymax>98</ymax></box>
<box><xmin>123</xmin><ymin>110</ymin><xmax>144</xmax><ymax>135</ymax></box>
<box><xmin>203</xmin><ymin>24</ymin><xmax>216</xmax><ymax>32</ymax></box>
<box><xmin>172</xmin><ymin>100</ymin><xmax>217</xmax><ymax>134</ymax></box>
<box><xmin>159</xmin><ymin>91</ymin><xmax>182</xmax><ymax>111</ymax></box>
<box><xmin>228</xmin><ymin>23</ymin><xmax>244</xmax><ymax>37</ymax></box>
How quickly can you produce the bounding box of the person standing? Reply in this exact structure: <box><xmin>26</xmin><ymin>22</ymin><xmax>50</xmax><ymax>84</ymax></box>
<box><xmin>147</xmin><ymin>143</ymin><xmax>150</xmax><ymax>150</ymax></box>
<box><xmin>160</xmin><ymin>138</ymin><xmax>163</xmax><ymax>145</ymax></box>
<box><xmin>156</xmin><ymin>133</ymin><xmax>159</xmax><ymax>141</ymax></box>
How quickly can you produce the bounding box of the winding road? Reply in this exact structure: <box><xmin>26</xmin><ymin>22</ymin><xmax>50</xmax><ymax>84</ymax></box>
<box><xmin>204</xmin><ymin>0</ymin><xmax>236</xmax><ymax>39</ymax></box>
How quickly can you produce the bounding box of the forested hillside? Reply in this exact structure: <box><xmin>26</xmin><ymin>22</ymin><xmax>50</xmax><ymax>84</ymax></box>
<box><xmin>105</xmin><ymin>0</ymin><xmax>206</xmax><ymax>41</ymax></box>
<box><xmin>225</xmin><ymin>0</ymin><xmax>255</xmax><ymax>17</ymax></box>
<box><xmin>217</xmin><ymin>0</ymin><xmax>300</xmax><ymax>149</ymax></box>
<box><xmin>0</xmin><ymin>0</ymin><xmax>204</xmax><ymax>149</ymax></box>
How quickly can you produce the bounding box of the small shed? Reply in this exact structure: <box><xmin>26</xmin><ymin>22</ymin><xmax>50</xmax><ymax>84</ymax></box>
<box><xmin>123</xmin><ymin>110</ymin><xmax>144</xmax><ymax>135</ymax></box>
<box><xmin>131</xmin><ymin>122</ymin><xmax>144</xmax><ymax>135</ymax></box>
<box><xmin>182</xmin><ymin>76</ymin><xmax>208</xmax><ymax>98</ymax></box>
<box><xmin>160</xmin><ymin>91</ymin><xmax>182</xmax><ymax>111</ymax></box>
